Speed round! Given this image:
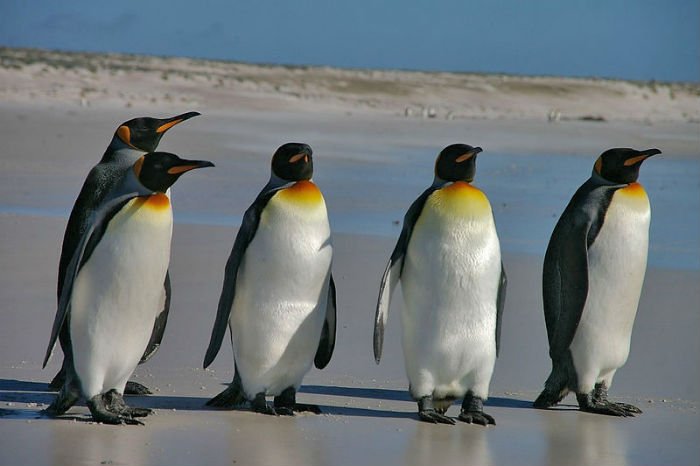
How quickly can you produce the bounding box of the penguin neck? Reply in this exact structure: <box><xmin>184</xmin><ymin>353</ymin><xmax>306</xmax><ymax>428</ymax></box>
<box><xmin>590</xmin><ymin>170</ymin><xmax>630</xmax><ymax>188</ymax></box>
<box><xmin>100</xmin><ymin>137</ymin><xmax>144</xmax><ymax>164</ymax></box>
<box><xmin>432</xmin><ymin>176</ymin><xmax>474</xmax><ymax>188</ymax></box>
<box><xmin>261</xmin><ymin>173</ymin><xmax>301</xmax><ymax>194</ymax></box>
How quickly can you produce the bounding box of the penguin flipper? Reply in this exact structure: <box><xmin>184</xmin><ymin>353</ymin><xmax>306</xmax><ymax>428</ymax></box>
<box><xmin>495</xmin><ymin>264</ymin><xmax>507</xmax><ymax>357</ymax></box>
<box><xmin>204</xmin><ymin>190</ymin><xmax>276</xmax><ymax>368</ymax></box>
<box><xmin>139</xmin><ymin>271</ymin><xmax>172</xmax><ymax>364</ymax></box>
<box><xmin>314</xmin><ymin>274</ymin><xmax>337</xmax><ymax>369</ymax></box>
<box><xmin>544</xmin><ymin>221</ymin><xmax>590</xmax><ymax>359</ymax></box>
<box><xmin>43</xmin><ymin>186</ymin><xmax>151</xmax><ymax>368</ymax></box>
<box><xmin>374</xmin><ymin>187</ymin><xmax>435</xmax><ymax>363</ymax></box>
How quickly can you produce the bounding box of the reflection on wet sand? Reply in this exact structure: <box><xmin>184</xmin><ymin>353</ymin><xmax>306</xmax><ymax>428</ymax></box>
<box><xmin>545</xmin><ymin>413</ymin><xmax>628</xmax><ymax>466</ymax></box>
<box><xmin>406</xmin><ymin>421</ymin><xmax>493</xmax><ymax>466</ymax></box>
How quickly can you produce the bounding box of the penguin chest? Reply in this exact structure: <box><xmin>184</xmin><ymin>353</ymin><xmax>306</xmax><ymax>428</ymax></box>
<box><xmin>232</xmin><ymin>182</ymin><xmax>332</xmax><ymax>394</ymax></box>
<box><xmin>70</xmin><ymin>194</ymin><xmax>173</xmax><ymax>393</ymax></box>
<box><xmin>572</xmin><ymin>183</ymin><xmax>650</xmax><ymax>371</ymax></box>
<box><xmin>401</xmin><ymin>182</ymin><xmax>501</xmax><ymax>386</ymax></box>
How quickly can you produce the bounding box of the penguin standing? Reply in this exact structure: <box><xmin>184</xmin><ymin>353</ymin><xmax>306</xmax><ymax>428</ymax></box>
<box><xmin>534</xmin><ymin>148</ymin><xmax>661</xmax><ymax>416</ymax></box>
<box><xmin>204</xmin><ymin>143</ymin><xmax>336</xmax><ymax>415</ymax></box>
<box><xmin>49</xmin><ymin>112</ymin><xmax>200</xmax><ymax>394</ymax></box>
<box><xmin>374</xmin><ymin>144</ymin><xmax>506</xmax><ymax>426</ymax></box>
<box><xmin>44</xmin><ymin>152</ymin><xmax>214</xmax><ymax>424</ymax></box>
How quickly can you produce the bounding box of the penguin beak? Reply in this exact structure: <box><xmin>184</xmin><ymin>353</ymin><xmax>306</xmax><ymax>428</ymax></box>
<box><xmin>156</xmin><ymin>111</ymin><xmax>201</xmax><ymax>134</ymax></box>
<box><xmin>623</xmin><ymin>148</ymin><xmax>661</xmax><ymax>166</ymax></box>
<box><xmin>289</xmin><ymin>153</ymin><xmax>309</xmax><ymax>164</ymax></box>
<box><xmin>455</xmin><ymin>147</ymin><xmax>483</xmax><ymax>163</ymax></box>
<box><xmin>167</xmin><ymin>159</ymin><xmax>215</xmax><ymax>175</ymax></box>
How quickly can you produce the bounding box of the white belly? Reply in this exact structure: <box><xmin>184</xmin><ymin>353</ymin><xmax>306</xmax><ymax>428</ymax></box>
<box><xmin>400</xmin><ymin>185</ymin><xmax>501</xmax><ymax>400</ymax></box>
<box><xmin>570</xmin><ymin>186</ymin><xmax>650</xmax><ymax>391</ymax></box>
<box><xmin>70</xmin><ymin>195</ymin><xmax>172</xmax><ymax>398</ymax></box>
<box><xmin>230</xmin><ymin>192</ymin><xmax>332</xmax><ymax>397</ymax></box>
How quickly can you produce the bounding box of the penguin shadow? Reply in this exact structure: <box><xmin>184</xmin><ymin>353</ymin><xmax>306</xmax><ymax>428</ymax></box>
<box><xmin>0</xmin><ymin>378</ymin><xmax>55</xmax><ymax>405</ymax></box>
<box><xmin>299</xmin><ymin>385</ymin><xmax>415</xmax><ymax>419</ymax></box>
<box><xmin>301</xmin><ymin>385</ymin><xmax>537</xmax><ymax>416</ymax></box>
<box><xmin>0</xmin><ymin>378</ymin><xmax>57</xmax><ymax>420</ymax></box>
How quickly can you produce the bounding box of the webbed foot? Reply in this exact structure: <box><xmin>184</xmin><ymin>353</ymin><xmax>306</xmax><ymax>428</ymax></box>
<box><xmin>417</xmin><ymin>396</ymin><xmax>455</xmax><ymax>425</ymax></box>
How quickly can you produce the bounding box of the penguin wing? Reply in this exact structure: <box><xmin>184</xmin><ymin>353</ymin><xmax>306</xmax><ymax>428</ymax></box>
<box><xmin>543</xmin><ymin>181</ymin><xmax>615</xmax><ymax>358</ymax></box>
<box><xmin>139</xmin><ymin>272</ymin><xmax>172</xmax><ymax>363</ymax></box>
<box><xmin>43</xmin><ymin>185</ymin><xmax>151</xmax><ymax>368</ymax></box>
<box><xmin>57</xmin><ymin>163</ymin><xmax>122</xmax><ymax>301</ymax></box>
<box><xmin>373</xmin><ymin>187</ymin><xmax>436</xmax><ymax>363</ymax></box>
<box><xmin>203</xmin><ymin>190</ymin><xmax>277</xmax><ymax>368</ymax></box>
<box><xmin>495</xmin><ymin>264</ymin><xmax>507</xmax><ymax>357</ymax></box>
<box><xmin>314</xmin><ymin>274</ymin><xmax>337</xmax><ymax>369</ymax></box>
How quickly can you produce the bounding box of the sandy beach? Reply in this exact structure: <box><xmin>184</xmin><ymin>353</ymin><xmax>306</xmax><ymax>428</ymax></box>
<box><xmin>0</xmin><ymin>48</ymin><xmax>698</xmax><ymax>465</ymax></box>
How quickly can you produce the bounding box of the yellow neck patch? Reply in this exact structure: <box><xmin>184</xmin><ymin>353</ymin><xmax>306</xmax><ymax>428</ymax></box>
<box><xmin>276</xmin><ymin>180</ymin><xmax>324</xmax><ymax>205</ymax></box>
<box><xmin>428</xmin><ymin>181</ymin><xmax>491</xmax><ymax>217</ymax></box>
<box><xmin>135</xmin><ymin>193</ymin><xmax>171</xmax><ymax>211</ymax></box>
<box><xmin>619</xmin><ymin>182</ymin><xmax>647</xmax><ymax>196</ymax></box>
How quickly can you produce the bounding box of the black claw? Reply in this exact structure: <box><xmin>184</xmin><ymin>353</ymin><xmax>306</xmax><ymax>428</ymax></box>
<box><xmin>459</xmin><ymin>411</ymin><xmax>496</xmax><ymax>426</ymax></box>
<box><xmin>418</xmin><ymin>410</ymin><xmax>456</xmax><ymax>425</ymax></box>
<box><xmin>252</xmin><ymin>393</ymin><xmax>277</xmax><ymax>416</ymax></box>
<box><xmin>124</xmin><ymin>381</ymin><xmax>152</xmax><ymax>395</ymax></box>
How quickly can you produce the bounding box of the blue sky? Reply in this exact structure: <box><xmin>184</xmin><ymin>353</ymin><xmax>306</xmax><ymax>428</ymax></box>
<box><xmin>1</xmin><ymin>0</ymin><xmax>697</xmax><ymax>82</ymax></box>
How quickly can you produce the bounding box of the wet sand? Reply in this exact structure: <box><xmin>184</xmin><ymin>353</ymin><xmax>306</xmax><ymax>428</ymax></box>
<box><xmin>1</xmin><ymin>70</ymin><xmax>699</xmax><ymax>465</ymax></box>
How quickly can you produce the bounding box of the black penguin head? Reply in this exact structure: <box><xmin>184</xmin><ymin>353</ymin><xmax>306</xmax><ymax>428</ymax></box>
<box><xmin>271</xmin><ymin>143</ymin><xmax>313</xmax><ymax>181</ymax></box>
<box><xmin>134</xmin><ymin>152</ymin><xmax>214</xmax><ymax>192</ymax></box>
<box><xmin>593</xmin><ymin>148</ymin><xmax>661</xmax><ymax>184</ymax></box>
<box><xmin>434</xmin><ymin>144</ymin><xmax>483</xmax><ymax>182</ymax></box>
<box><xmin>114</xmin><ymin>111</ymin><xmax>200</xmax><ymax>152</ymax></box>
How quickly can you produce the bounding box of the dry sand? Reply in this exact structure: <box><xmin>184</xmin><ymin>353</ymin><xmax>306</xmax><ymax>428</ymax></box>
<box><xmin>0</xmin><ymin>48</ymin><xmax>698</xmax><ymax>466</ymax></box>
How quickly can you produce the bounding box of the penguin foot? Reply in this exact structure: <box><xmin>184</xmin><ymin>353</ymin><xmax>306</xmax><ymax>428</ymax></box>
<box><xmin>418</xmin><ymin>409</ymin><xmax>456</xmax><ymax>425</ymax></box>
<box><xmin>88</xmin><ymin>396</ymin><xmax>143</xmax><ymax>425</ymax></box>
<box><xmin>576</xmin><ymin>393</ymin><xmax>640</xmax><ymax>417</ymax></box>
<box><xmin>124</xmin><ymin>381</ymin><xmax>152</xmax><ymax>396</ymax></box>
<box><xmin>417</xmin><ymin>396</ymin><xmax>455</xmax><ymax>425</ymax></box>
<box><xmin>273</xmin><ymin>387</ymin><xmax>322</xmax><ymax>415</ymax></box>
<box><xmin>252</xmin><ymin>393</ymin><xmax>278</xmax><ymax>416</ymax></box>
<box><xmin>533</xmin><ymin>388</ymin><xmax>565</xmax><ymax>409</ymax></box>
<box><xmin>458</xmin><ymin>411</ymin><xmax>495</xmax><ymax>426</ymax></box>
<box><xmin>458</xmin><ymin>393</ymin><xmax>495</xmax><ymax>426</ymax></box>
<box><xmin>206</xmin><ymin>382</ymin><xmax>247</xmax><ymax>409</ymax></box>
<box><xmin>103</xmin><ymin>390</ymin><xmax>153</xmax><ymax>418</ymax></box>
<box><xmin>44</xmin><ymin>383</ymin><xmax>80</xmax><ymax>417</ymax></box>
<box><xmin>48</xmin><ymin>367</ymin><xmax>66</xmax><ymax>391</ymax></box>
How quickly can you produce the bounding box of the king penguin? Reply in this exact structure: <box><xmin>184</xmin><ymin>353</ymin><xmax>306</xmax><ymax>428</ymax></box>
<box><xmin>533</xmin><ymin>147</ymin><xmax>661</xmax><ymax>416</ymax></box>
<box><xmin>203</xmin><ymin>143</ymin><xmax>336</xmax><ymax>415</ymax></box>
<box><xmin>374</xmin><ymin>144</ymin><xmax>506</xmax><ymax>426</ymax></box>
<box><xmin>49</xmin><ymin>112</ymin><xmax>200</xmax><ymax>395</ymax></box>
<box><xmin>44</xmin><ymin>152</ymin><xmax>214</xmax><ymax>424</ymax></box>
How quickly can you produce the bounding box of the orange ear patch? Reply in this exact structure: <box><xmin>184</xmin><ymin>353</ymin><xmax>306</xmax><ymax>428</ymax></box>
<box><xmin>133</xmin><ymin>156</ymin><xmax>145</xmax><ymax>178</ymax></box>
<box><xmin>117</xmin><ymin>125</ymin><xmax>132</xmax><ymax>146</ymax></box>
<box><xmin>594</xmin><ymin>157</ymin><xmax>603</xmax><ymax>174</ymax></box>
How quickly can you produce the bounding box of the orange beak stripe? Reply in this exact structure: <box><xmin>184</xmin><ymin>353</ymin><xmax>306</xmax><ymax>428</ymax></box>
<box><xmin>167</xmin><ymin>164</ymin><xmax>198</xmax><ymax>175</ymax></box>
<box><xmin>289</xmin><ymin>153</ymin><xmax>307</xmax><ymax>164</ymax></box>
<box><xmin>623</xmin><ymin>155</ymin><xmax>648</xmax><ymax>166</ymax></box>
<box><xmin>156</xmin><ymin>119</ymin><xmax>183</xmax><ymax>134</ymax></box>
<box><xmin>455</xmin><ymin>152</ymin><xmax>473</xmax><ymax>163</ymax></box>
